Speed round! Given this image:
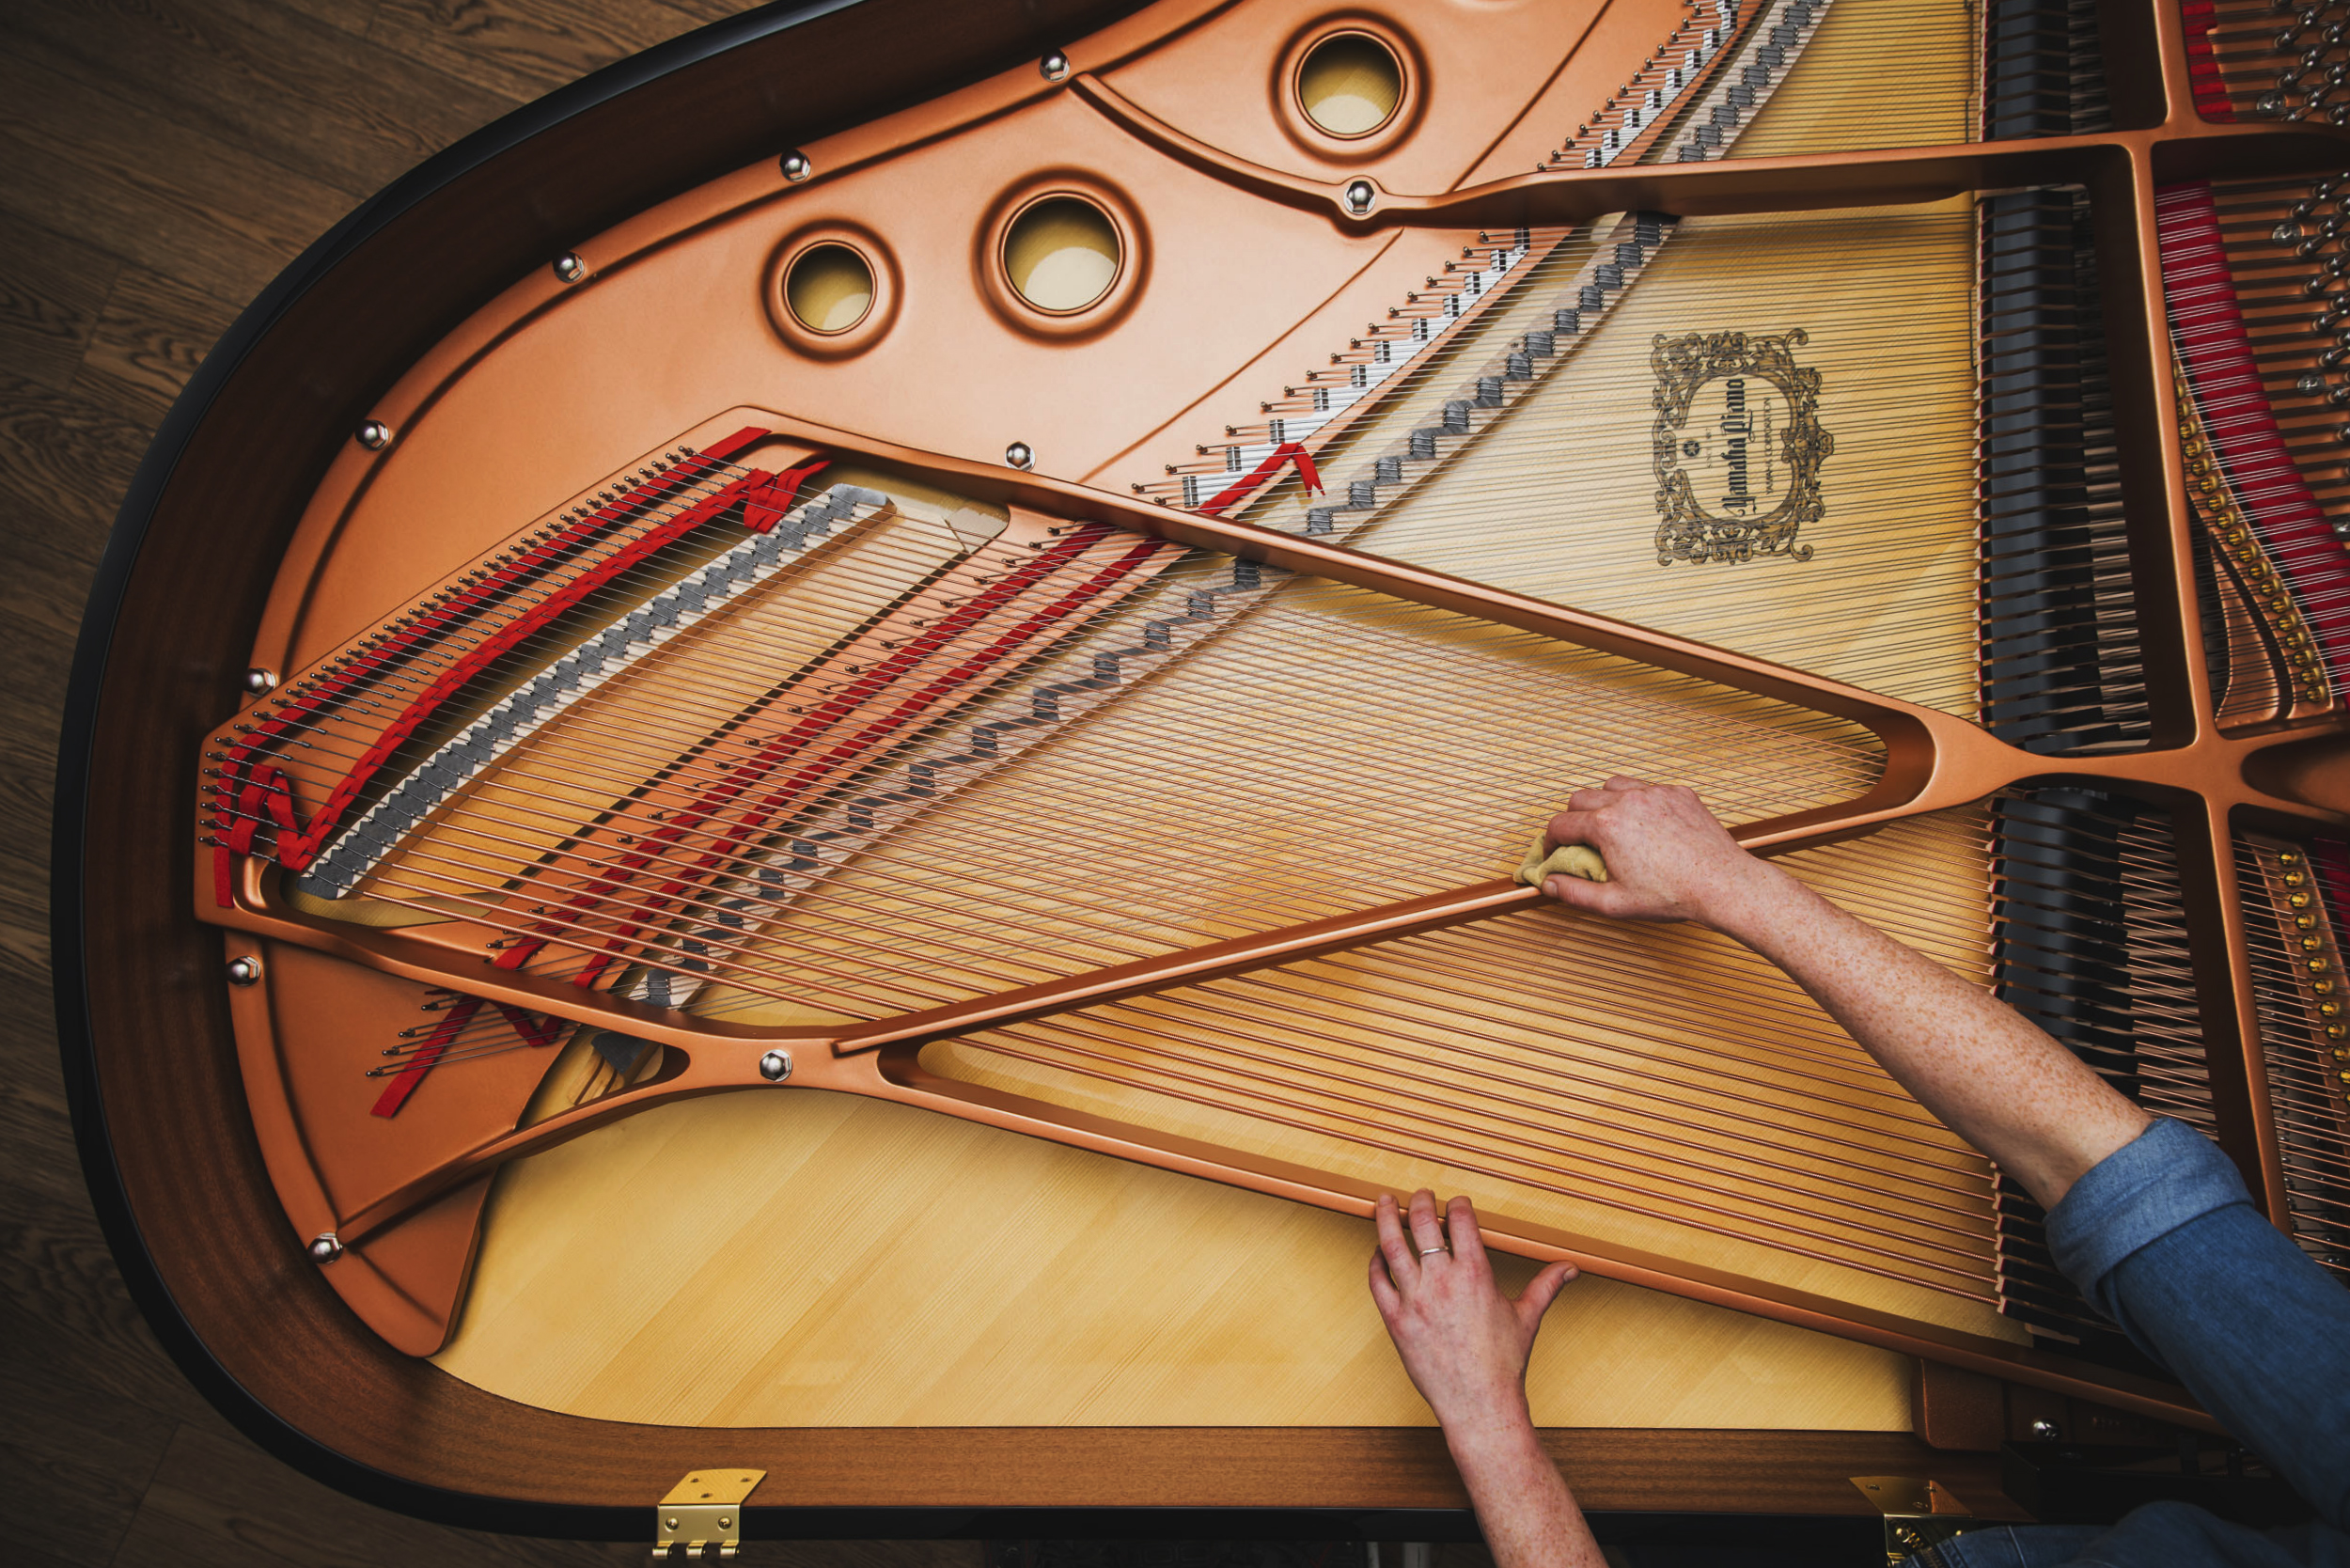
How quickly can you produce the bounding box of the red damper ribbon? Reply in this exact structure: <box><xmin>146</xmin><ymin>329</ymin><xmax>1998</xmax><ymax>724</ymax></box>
<box><xmin>1195</xmin><ymin>442</ymin><xmax>1324</xmax><ymax>517</ymax></box>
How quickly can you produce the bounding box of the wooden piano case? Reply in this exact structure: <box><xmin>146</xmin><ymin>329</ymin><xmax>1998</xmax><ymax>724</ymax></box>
<box><xmin>55</xmin><ymin>0</ymin><xmax>2350</xmax><ymax>1541</ymax></box>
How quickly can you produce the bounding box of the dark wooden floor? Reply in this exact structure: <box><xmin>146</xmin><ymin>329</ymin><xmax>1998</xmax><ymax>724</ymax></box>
<box><xmin>0</xmin><ymin>3</ymin><xmax>989</xmax><ymax>1562</ymax></box>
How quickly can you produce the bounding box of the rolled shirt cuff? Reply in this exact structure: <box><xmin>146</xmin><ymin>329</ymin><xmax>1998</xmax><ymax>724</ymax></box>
<box><xmin>2044</xmin><ymin>1117</ymin><xmax>2256</xmax><ymax>1319</ymax></box>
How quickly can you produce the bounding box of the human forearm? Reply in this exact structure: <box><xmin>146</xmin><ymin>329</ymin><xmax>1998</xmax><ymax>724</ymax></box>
<box><xmin>1369</xmin><ymin>1194</ymin><xmax>1593</xmax><ymax>1568</ymax></box>
<box><xmin>1700</xmin><ymin>855</ymin><xmax>2148</xmax><ymax>1210</ymax></box>
<box><xmin>1533</xmin><ymin>781</ymin><xmax>2150</xmax><ymax>1212</ymax></box>
<box><xmin>1442</xmin><ymin>1408</ymin><xmax>1606</xmax><ymax>1568</ymax></box>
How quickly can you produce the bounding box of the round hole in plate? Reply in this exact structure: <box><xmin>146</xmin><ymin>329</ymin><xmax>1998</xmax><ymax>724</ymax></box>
<box><xmin>1298</xmin><ymin>31</ymin><xmax>1402</xmax><ymax>137</ymax></box>
<box><xmin>785</xmin><ymin>243</ymin><xmax>875</xmax><ymax>333</ymax></box>
<box><xmin>1002</xmin><ymin>196</ymin><xmax>1121</xmax><ymax>313</ymax></box>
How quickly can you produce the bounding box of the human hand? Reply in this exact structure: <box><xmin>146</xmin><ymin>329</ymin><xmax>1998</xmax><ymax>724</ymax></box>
<box><xmin>1369</xmin><ymin>1190</ymin><xmax>1578</xmax><ymax>1437</ymax></box>
<box><xmin>1528</xmin><ymin>776</ymin><xmax>1776</xmax><ymax>929</ymax></box>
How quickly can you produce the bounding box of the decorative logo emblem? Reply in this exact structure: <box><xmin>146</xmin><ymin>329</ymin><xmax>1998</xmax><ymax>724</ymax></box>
<box><xmin>1650</xmin><ymin>330</ymin><xmax>1831</xmax><ymax>565</ymax></box>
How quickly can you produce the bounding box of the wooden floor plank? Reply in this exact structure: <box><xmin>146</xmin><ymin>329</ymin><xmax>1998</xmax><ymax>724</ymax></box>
<box><xmin>0</xmin><ymin>1172</ymin><xmax>230</xmax><ymax>1434</ymax></box>
<box><xmin>0</xmin><ymin>43</ymin><xmax>355</xmax><ymax>310</ymax></box>
<box><xmin>78</xmin><ymin>265</ymin><xmax>241</xmax><ymax>422</ymax></box>
<box><xmin>266</xmin><ymin>0</ymin><xmax>385</xmax><ymax>42</ymax></box>
<box><xmin>655</xmin><ymin>0</ymin><xmax>770</xmax><ymax>22</ymax></box>
<box><xmin>0</xmin><ymin>0</ymin><xmax>522</xmax><ymax>203</ymax></box>
<box><xmin>0</xmin><ymin>212</ymin><xmax>118</xmax><ymax>394</ymax></box>
<box><xmin>0</xmin><ymin>1354</ymin><xmax>177</xmax><ymax>1568</ymax></box>
<box><xmin>363</xmin><ymin>0</ymin><xmax>752</xmax><ymax>101</ymax></box>
<box><xmin>0</xmin><ymin>372</ymin><xmax>150</xmax><ymax>544</ymax></box>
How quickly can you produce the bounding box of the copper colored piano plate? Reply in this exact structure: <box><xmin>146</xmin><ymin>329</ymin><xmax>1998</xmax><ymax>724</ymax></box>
<box><xmin>126</xmin><ymin>0</ymin><xmax>2350</xmax><ymax>1451</ymax></box>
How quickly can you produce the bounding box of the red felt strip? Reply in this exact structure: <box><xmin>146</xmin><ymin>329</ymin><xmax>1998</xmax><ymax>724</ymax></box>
<box><xmin>371</xmin><ymin>996</ymin><xmax>482</xmax><ymax>1117</ymax></box>
<box><xmin>597</xmin><ymin>537</ymin><xmax>1172</xmax><ymax>977</ymax></box>
<box><xmin>555</xmin><ymin>525</ymin><xmax>1142</xmax><ymax>982</ymax></box>
<box><xmin>1197</xmin><ymin>441</ymin><xmax>1325</xmax><ymax>518</ymax></box>
<box><xmin>504</xmin><ymin>527</ymin><xmax>1170</xmax><ymax>988</ymax></box>
<box><xmin>742</xmin><ymin>458</ymin><xmax>829</xmax><ymax>532</ymax></box>
<box><xmin>2157</xmin><ymin>182</ymin><xmax>2350</xmax><ymax>697</ymax></box>
<box><xmin>209</xmin><ymin>430</ymin><xmax>783</xmax><ymax>905</ymax></box>
<box><xmin>2176</xmin><ymin>2</ymin><xmax>2236</xmax><ymax>123</ymax></box>
<box><xmin>493</xmin><ymin>1004</ymin><xmax>566</xmax><ymax>1050</ymax></box>
<box><xmin>494</xmin><ymin>525</ymin><xmax>1118</xmax><ymax>971</ymax></box>
<box><xmin>2314</xmin><ymin>837</ymin><xmax>2350</xmax><ymax>908</ymax></box>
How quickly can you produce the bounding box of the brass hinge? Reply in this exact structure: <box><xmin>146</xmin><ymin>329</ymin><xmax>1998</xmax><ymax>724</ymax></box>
<box><xmin>653</xmin><ymin>1469</ymin><xmax>764</xmax><ymax>1561</ymax></box>
<box><xmin>1852</xmin><ymin>1475</ymin><xmax>1978</xmax><ymax>1567</ymax></box>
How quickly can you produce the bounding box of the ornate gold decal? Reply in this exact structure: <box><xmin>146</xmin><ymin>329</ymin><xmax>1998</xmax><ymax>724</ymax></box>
<box><xmin>1651</xmin><ymin>329</ymin><xmax>1831</xmax><ymax>565</ymax></box>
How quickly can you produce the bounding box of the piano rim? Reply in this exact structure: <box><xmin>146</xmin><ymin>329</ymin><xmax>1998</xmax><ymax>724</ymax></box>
<box><xmin>47</xmin><ymin>0</ymin><xmax>2349</xmax><ymax>1529</ymax></box>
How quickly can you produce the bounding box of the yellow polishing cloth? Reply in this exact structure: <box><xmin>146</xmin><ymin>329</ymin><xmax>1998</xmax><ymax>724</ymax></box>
<box><xmin>1512</xmin><ymin>836</ymin><xmax>1609</xmax><ymax>887</ymax></box>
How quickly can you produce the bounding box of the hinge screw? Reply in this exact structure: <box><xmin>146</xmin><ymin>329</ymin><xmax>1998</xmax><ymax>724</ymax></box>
<box><xmin>356</xmin><ymin>420</ymin><xmax>391</xmax><ymax>449</ymax></box>
<box><xmin>226</xmin><ymin>955</ymin><xmax>262</xmax><ymax>986</ymax></box>
<box><xmin>759</xmin><ymin>1050</ymin><xmax>793</xmax><ymax>1083</ymax></box>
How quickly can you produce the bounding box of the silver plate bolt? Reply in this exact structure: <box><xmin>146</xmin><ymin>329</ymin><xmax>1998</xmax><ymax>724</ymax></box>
<box><xmin>226</xmin><ymin>955</ymin><xmax>263</xmax><ymax>986</ymax></box>
<box><xmin>780</xmin><ymin>150</ymin><xmax>812</xmax><ymax>182</ymax></box>
<box><xmin>243</xmin><ymin>667</ymin><xmax>277</xmax><ymax>694</ymax></box>
<box><xmin>308</xmin><ymin>1232</ymin><xmax>344</xmax><ymax>1264</ymax></box>
<box><xmin>553</xmin><ymin>252</ymin><xmax>586</xmax><ymax>283</ymax></box>
<box><xmin>759</xmin><ymin>1050</ymin><xmax>793</xmax><ymax>1083</ymax></box>
<box><xmin>1344</xmin><ymin>180</ymin><xmax>1376</xmax><ymax>216</ymax></box>
<box><xmin>1005</xmin><ymin>441</ymin><xmax>1036</xmax><ymax>471</ymax></box>
<box><xmin>2029</xmin><ymin>1418</ymin><xmax>2061</xmax><ymax>1440</ymax></box>
<box><xmin>1040</xmin><ymin>51</ymin><xmax>1071</xmax><ymax>81</ymax></box>
<box><xmin>356</xmin><ymin>419</ymin><xmax>391</xmax><ymax>449</ymax></box>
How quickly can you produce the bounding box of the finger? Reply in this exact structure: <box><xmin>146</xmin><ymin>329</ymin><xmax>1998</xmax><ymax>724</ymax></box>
<box><xmin>1369</xmin><ymin>1247</ymin><xmax>1402</xmax><ymax>1319</ymax></box>
<box><xmin>1562</xmin><ymin>788</ymin><xmax>1616</xmax><ymax>816</ymax></box>
<box><xmin>1445</xmin><ymin>1196</ymin><xmax>1491</xmax><ymax>1277</ymax></box>
<box><xmin>1374</xmin><ymin>1193</ymin><xmax>1420</xmax><ymax>1285</ymax></box>
<box><xmin>1517</xmin><ymin>1259</ymin><xmax>1581</xmax><ymax>1329</ymax></box>
<box><xmin>1603</xmin><ymin>775</ymin><xmax>1652</xmax><ymax>792</ymax></box>
<box><xmin>1543</xmin><ymin>873</ymin><xmax>1636</xmax><ymax>917</ymax></box>
<box><xmin>1407</xmin><ymin>1188</ymin><xmax>1449</xmax><ymax>1261</ymax></box>
<box><xmin>1543</xmin><ymin>809</ymin><xmax>1605</xmax><ymax>851</ymax></box>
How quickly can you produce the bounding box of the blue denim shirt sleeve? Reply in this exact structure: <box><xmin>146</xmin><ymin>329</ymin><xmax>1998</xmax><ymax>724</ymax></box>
<box><xmin>2045</xmin><ymin>1118</ymin><xmax>2350</xmax><ymax>1532</ymax></box>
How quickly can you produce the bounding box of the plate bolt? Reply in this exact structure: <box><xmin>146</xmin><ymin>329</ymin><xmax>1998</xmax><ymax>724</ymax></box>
<box><xmin>1005</xmin><ymin>441</ymin><xmax>1036</xmax><ymax>471</ymax></box>
<box><xmin>1345</xmin><ymin>180</ymin><xmax>1375</xmax><ymax>215</ymax></box>
<box><xmin>554</xmin><ymin>253</ymin><xmax>586</xmax><ymax>283</ymax></box>
<box><xmin>308</xmin><ymin>1232</ymin><xmax>343</xmax><ymax>1263</ymax></box>
<box><xmin>1041</xmin><ymin>51</ymin><xmax>1070</xmax><ymax>81</ymax></box>
<box><xmin>780</xmin><ymin>150</ymin><xmax>811</xmax><ymax>182</ymax></box>
<box><xmin>226</xmin><ymin>955</ymin><xmax>263</xmax><ymax>986</ymax></box>
<box><xmin>356</xmin><ymin>419</ymin><xmax>391</xmax><ymax>449</ymax></box>
<box><xmin>244</xmin><ymin>667</ymin><xmax>277</xmax><ymax>694</ymax></box>
<box><xmin>759</xmin><ymin>1050</ymin><xmax>793</xmax><ymax>1083</ymax></box>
